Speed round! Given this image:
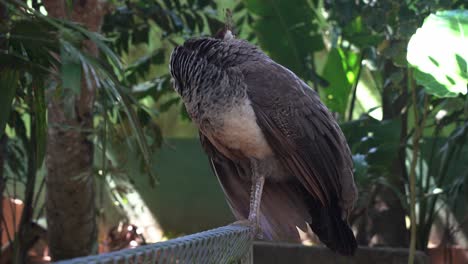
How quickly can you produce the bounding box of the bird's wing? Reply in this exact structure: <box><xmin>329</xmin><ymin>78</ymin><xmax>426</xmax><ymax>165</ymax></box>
<box><xmin>242</xmin><ymin>60</ymin><xmax>357</xmax><ymax>212</ymax></box>
<box><xmin>199</xmin><ymin>132</ymin><xmax>312</xmax><ymax>241</ymax></box>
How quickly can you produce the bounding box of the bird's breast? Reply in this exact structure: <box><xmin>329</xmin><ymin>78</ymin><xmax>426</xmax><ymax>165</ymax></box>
<box><xmin>200</xmin><ymin>98</ymin><xmax>273</xmax><ymax>161</ymax></box>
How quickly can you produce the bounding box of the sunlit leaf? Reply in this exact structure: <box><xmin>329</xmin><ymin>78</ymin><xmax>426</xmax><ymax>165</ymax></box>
<box><xmin>320</xmin><ymin>48</ymin><xmax>355</xmax><ymax>116</ymax></box>
<box><xmin>407</xmin><ymin>10</ymin><xmax>468</xmax><ymax>97</ymax></box>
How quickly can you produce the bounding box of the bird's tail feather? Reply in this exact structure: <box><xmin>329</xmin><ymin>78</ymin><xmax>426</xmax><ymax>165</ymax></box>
<box><xmin>210</xmin><ymin>154</ymin><xmax>357</xmax><ymax>255</ymax></box>
<box><xmin>308</xmin><ymin>201</ymin><xmax>357</xmax><ymax>256</ymax></box>
<box><xmin>257</xmin><ymin>181</ymin><xmax>311</xmax><ymax>242</ymax></box>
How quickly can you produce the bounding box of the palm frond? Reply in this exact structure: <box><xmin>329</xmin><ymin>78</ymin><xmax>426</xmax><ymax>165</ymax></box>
<box><xmin>3</xmin><ymin>0</ymin><xmax>159</xmax><ymax>185</ymax></box>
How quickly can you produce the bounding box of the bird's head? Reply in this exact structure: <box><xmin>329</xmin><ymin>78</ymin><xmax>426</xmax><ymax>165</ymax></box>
<box><xmin>169</xmin><ymin>8</ymin><xmax>240</xmax><ymax>96</ymax></box>
<box><xmin>214</xmin><ymin>8</ymin><xmax>235</xmax><ymax>41</ymax></box>
<box><xmin>169</xmin><ymin>37</ymin><xmax>231</xmax><ymax>97</ymax></box>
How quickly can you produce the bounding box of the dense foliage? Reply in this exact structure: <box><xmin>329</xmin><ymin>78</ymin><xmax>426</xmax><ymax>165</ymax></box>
<box><xmin>0</xmin><ymin>0</ymin><xmax>467</xmax><ymax>262</ymax></box>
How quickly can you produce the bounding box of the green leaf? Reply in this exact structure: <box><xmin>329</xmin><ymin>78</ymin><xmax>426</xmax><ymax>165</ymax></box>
<box><xmin>407</xmin><ymin>10</ymin><xmax>468</xmax><ymax>97</ymax></box>
<box><xmin>0</xmin><ymin>70</ymin><xmax>19</xmax><ymax>138</ymax></box>
<box><xmin>34</xmin><ymin>81</ymin><xmax>47</xmax><ymax>165</ymax></box>
<box><xmin>341</xmin><ymin>116</ymin><xmax>401</xmax><ymax>175</ymax></box>
<box><xmin>353</xmin><ymin>153</ymin><xmax>369</xmax><ymax>181</ymax></box>
<box><xmin>342</xmin><ymin>16</ymin><xmax>383</xmax><ymax>48</ymax></box>
<box><xmin>244</xmin><ymin>0</ymin><xmax>324</xmax><ymax>80</ymax></box>
<box><xmin>320</xmin><ymin>48</ymin><xmax>356</xmax><ymax>116</ymax></box>
<box><xmin>160</xmin><ymin>97</ymin><xmax>180</xmax><ymax>113</ymax></box>
<box><xmin>7</xmin><ymin>0</ymin><xmax>157</xmax><ymax>185</ymax></box>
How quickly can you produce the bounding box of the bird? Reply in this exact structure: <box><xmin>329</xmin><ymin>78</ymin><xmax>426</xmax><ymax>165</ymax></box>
<box><xmin>169</xmin><ymin>30</ymin><xmax>358</xmax><ymax>256</ymax></box>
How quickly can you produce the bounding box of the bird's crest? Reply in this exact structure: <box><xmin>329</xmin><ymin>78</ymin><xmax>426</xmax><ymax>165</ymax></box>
<box><xmin>214</xmin><ymin>9</ymin><xmax>235</xmax><ymax>40</ymax></box>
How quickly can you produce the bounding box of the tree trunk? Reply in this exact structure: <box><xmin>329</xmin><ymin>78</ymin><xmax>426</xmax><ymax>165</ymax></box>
<box><xmin>43</xmin><ymin>0</ymin><xmax>107</xmax><ymax>260</ymax></box>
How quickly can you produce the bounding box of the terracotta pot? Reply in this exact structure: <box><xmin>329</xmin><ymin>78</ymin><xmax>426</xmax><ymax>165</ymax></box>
<box><xmin>428</xmin><ymin>246</ymin><xmax>468</xmax><ymax>264</ymax></box>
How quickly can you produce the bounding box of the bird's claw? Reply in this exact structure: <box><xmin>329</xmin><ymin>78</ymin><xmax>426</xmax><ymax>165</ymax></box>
<box><xmin>231</xmin><ymin>219</ymin><xmax>263</xmax><ymax>240</ymax></box>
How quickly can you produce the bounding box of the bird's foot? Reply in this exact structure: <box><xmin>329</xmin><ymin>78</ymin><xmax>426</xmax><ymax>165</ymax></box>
<box><xmin>231</xmin><ymin>219</ymin><xmax>263</xmax><ymax>240</ymax></box>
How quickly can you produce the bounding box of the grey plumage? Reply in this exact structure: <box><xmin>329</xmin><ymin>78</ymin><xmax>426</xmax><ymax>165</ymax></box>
<box><xmin>169</xmin><ymin>34</ymin><xmax>358</xmax><ymax>255</ymax></box>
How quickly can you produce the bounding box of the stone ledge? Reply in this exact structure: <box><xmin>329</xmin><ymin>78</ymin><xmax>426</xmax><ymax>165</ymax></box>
<box><xmin>253</xmin><ymin>242</ymin><xmax>429</xmax><ymax>264</ymax></box>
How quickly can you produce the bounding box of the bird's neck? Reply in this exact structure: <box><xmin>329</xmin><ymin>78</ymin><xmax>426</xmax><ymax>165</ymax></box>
<box><xmin>182</xmin><ymin>73</ymin><xmax>247</xmax><ymax>125</ymax></box>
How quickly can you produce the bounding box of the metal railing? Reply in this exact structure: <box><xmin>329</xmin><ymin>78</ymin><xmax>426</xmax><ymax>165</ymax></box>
<box><xmin>54</xmin><ymin>224</ymin><xmax>253</xmax><ymax>264</ymax></box>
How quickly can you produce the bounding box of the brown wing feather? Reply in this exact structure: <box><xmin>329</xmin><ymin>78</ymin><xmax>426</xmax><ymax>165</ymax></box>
<box><xmin>242</xmin><ymin>60</ymin><xmax>356</xmax><ymax>212</ymax></box>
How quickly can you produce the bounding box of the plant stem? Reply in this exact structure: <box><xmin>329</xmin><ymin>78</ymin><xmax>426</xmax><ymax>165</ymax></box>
<box><xmin>347</xmin><ymin>52</ymin><xmax>364</xmax><ymax>121</ymax></box>
<box><xmin>408</xmin><ymin>68</ymin><xmax>429</xmax><ymax>264</ymax></box>
<box><xmin>14</xmin><ymin>79</ymin><xmax>38</xmax><ymax>264</ymax></box>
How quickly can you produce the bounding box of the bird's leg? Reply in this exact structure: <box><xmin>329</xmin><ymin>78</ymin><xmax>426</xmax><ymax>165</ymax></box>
<box><xmin>248</xmin><ymin>175</ymin><xmax>265</xmax><ymax>223</ymax></box>
<box><xmin>231</xmin><ymin>159</ymin><xmax>265</xmax><ymax>238</ymax></box>
<box><xmin>247</xmin><ymin>159</ymin><xmax>265</xmax><ymax>238</ymax></box>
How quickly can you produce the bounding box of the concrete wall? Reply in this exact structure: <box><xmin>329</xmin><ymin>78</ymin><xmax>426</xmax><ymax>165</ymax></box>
<box><xmin>132</xmin><ymin>138</ymin><xmax>234</xmax><ymax>236</ymax></box>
